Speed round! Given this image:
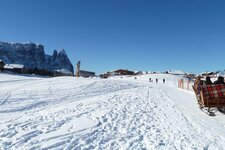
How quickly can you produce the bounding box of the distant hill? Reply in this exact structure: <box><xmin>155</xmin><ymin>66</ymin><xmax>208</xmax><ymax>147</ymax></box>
<box><xmin>0</xmin><ymin>41</ymin><xmax>74</xmax><ymax>73</ymax></box>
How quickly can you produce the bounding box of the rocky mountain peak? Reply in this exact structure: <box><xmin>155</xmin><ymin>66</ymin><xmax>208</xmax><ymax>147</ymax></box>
<box><xmin>0</xmin><ymin>41</ymin><xmax>74</xmax><ymax>73</ymax></box>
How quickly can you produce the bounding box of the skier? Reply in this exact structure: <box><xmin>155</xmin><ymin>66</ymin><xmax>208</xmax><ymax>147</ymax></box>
<box><xmin>156</xmin><ymin>78</ymin><xmax>158</xmax><ymax>83</ymax></box>
<box><xmin>163</xmin><ymin>78</ymin><xmax>165</xmax><ymax>84</ymax></box>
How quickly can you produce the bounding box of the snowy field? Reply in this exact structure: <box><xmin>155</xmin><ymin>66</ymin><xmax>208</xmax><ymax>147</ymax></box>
<box><xmin>1</xmin><ymin>73</ymin><xmax>225</xmax><ymax>149</ymax></box>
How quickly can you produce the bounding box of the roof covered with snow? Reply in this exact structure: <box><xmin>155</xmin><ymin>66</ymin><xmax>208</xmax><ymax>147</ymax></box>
<box><xmin>55</xmin><ymin>69</ymin><xmax>73</xmax><ymax>74</ymax></box>
<box><xmin>4</xmin><ymin>64</ymin><xmax>24</xmax><ymax>69</ymax></box>
<box><xmin>166</xmin><ymin>70</ymin><xmax>186</xmax><ymax>75</ymax></box>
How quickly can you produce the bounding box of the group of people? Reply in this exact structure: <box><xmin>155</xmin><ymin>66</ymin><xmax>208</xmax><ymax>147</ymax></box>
<box><xmin>203</xmin><ymin>76</ymin><xmax>225</xmax><ymax>85</ymax></box>
<box><xmin>194</xmin><ymin>76</ymin><xmax>225</xmax><ymax>96</ymax></box>
<box><xmin>149</xmin><ymin>78</ymin><xmax>166</xmax><ymax>84</ymax></box>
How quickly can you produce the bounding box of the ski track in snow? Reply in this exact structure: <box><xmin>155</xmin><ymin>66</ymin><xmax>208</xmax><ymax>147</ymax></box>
<box><xmin>0</xmin><ymin>74</ymin><xmax>225</xmax><ymax>149</ymax></box>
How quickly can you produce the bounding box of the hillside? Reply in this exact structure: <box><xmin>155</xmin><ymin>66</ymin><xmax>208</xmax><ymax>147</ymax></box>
<box><xmin>1</xmin><ymin>73</ymin><xmax>225</xmax><ymax>149</ymax></box>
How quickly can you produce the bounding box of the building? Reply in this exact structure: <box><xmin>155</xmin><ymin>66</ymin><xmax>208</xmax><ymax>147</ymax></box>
<box><xmin>110</xmin><ymin>69</ymin><xmax>135</xmax><ymax>76</ymax></box>
<box><xmin>4</xmin><ymin>64</ymin><xmax>25</xmax><ymax>74</ymax></box>
<box><xmin>99</xmin><ymin>72</ymin><xmax>110</xmax><ymax>78</ymax></box>
<box><xmin>99</xmin><ymin>69</ymin><xmax>135</xmax><ymax>78</ymax></box>
<box><xmin>166</xmin><ymin>70</ymin><xmax>186</xmax><ymax>75</ymax></box>
<box><xmin>53</xmin><ymin>69</ymin><xmax>73</xmax><ymax>77</ymax></box>
<box><xmin>134</xmin><ymin>71</ymin><xmax>143</xmax><ymax>75</ymax></box>
<box><xmin>185</xmin><ymin>73</ymin><xmax>196</xmax><ymax>79</ymax></box>
<box><xmin>79</xmin><ymin>70</ymin><xmax>96</xmax><ymax>77</ymax></box>
<box><xmin>0</xmin><ymin>60</ymin><xmax>5</xmax><ymax>71</ymax></box>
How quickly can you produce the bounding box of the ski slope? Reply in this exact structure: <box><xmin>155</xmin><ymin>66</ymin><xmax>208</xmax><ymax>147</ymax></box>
<box><xmin>1</xmin><ymin>73</ymin><xmax>225</xmax><ymax>149</ymax></box>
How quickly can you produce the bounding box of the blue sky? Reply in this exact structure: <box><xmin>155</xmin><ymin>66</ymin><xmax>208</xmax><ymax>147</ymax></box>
<box><xmin>0</xmin><ymin>0</ymin><xmax>225</xmax><ymax>74</ymax></box>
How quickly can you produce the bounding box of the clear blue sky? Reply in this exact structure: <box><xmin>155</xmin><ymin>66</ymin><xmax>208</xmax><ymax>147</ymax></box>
<box><xmin>0</xmin><ymin>0</ymin><xmax>225</xmax><ymax>74</ymax></box>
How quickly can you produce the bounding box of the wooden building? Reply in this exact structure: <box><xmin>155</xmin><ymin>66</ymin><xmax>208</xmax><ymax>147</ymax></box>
<box><xmin>99</xmin><ymin>72</ymin><xmax>111</xmax><ymax>78</ymax></box>
<box><xmin>111</xmin><ymin>69</ymin><xmax>135</xmax><ymax>76</ymax></box>
<box><xmin>4</xmin><ymin>64</ymin><xmax>25</xmax><ymax>74</ymax></box>
<box><xmin>79</xmin><ymin>70</ymin><xmax>96</xmax><ymax>77</ymax></box>
<box><xmin>53</xmin><ymin>69</ymin><xmax>73</xmax><ymax>77</ymax></box>
<box><xmin>0</xmin><ymin>60</ymin><xmax>5</xmax><ymax>71</ymax></box>
<box><xmin>100</xmin><ymin>69</ymin><xmax>135</xmax><ymax>78</ymax></box>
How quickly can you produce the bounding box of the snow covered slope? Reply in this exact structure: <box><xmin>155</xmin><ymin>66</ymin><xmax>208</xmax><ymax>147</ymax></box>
<box><xmin>1</xmin><ymin>73</ymin><xmax>225</xmax><ymax>149</ymax></box>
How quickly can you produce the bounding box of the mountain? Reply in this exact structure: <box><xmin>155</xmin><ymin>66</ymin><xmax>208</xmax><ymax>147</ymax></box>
<box><xmin>216</xmin><ymin>70</ymin><xmax>225</xmax><ymax>77</ymax></box>
<box><xmin>0</xmin><ymin>41</ymin><xmax>74</xmax><ymax>73</ymax></box>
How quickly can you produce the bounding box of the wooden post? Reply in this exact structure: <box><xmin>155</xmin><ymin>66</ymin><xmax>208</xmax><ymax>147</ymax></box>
<box><xmin>181</xmin><ymin>79</ymin><xmax>184</xmax><ymax>89</ymax></box>
<box><xmin>187</xmin><ymin>80</ymin><xmax>190</xmax><ymax>90</ymax></box>
<box><xmin>178</xmin><ymin>80</ymin><xmax>180</xmax><ymax>88</ymax></box>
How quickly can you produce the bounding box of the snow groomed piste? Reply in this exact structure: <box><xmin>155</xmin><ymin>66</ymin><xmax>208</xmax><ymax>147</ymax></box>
<box><xmin>1</xmin><ymin>73</ymin><xmax>225</xmax><ymax>149</ymax></box>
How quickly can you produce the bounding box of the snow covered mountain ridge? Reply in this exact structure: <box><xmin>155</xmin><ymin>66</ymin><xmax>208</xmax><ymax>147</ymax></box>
<box><xmin>0</xmin><ymin>41</ymin><xmax>74</xmax><ymax>73</ymax></box>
